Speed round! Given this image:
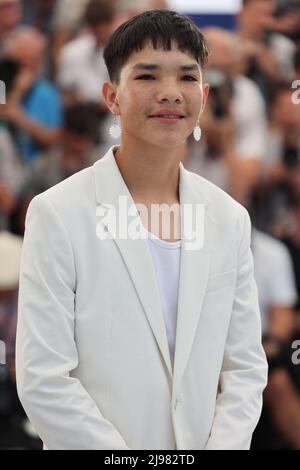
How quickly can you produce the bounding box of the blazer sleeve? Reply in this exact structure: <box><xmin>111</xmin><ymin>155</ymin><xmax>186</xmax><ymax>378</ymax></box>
<box><xmin>16</xmin><ymin>195</ymin><xmax>130</xmax><ymax>450</ymax></box>
<box><xmin>205</xmin><ymin>207</ymin><xmax>268</xmax><ymax>450</ymax></box>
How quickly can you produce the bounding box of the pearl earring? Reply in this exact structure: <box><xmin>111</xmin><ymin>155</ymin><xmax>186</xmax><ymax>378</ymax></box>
<box><xmin>109</xmin><ymin>115</ymin><xmax>121</xmax><ymax>139</ymax></box>
<box><xmin>193</xmin><ymin>125</ymin><xmax>202</xmax><ymax>142</ymax></box>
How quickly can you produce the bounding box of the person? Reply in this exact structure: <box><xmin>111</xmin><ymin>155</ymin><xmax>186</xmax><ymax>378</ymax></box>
<box><xmin>237</xmin><ymin>0</ymin><xmax>296</xmax><ymax>98</ymax></box>
<box><xmin>0</xmin><ymin>231</ymin><xmax>22</xmax><ymax>374</ymax></box>
<box><xmin>250</xmin><ymin>82</ymin><xmax>300</xmax><ymax>234</ymax></box>
<box><xmin>16</xmin><ymin>9</ymin><xmax>268</xmax><ymax>450</ymax></box>
<box><xmin>0</xmin><ymin>230</ymin><xmax>41</xmax><ymax>449</ymax></box>
<box><xmin>0</xmin><ymin>0</ymin><xmax>22</xmax><ymax>56</ymax></box>
<box><xmin>251</xmin><ymin>228</ymin><xmax>300</xmax><ymax>450</ymax></box>
<box><xmin>22</xmin><ymin>103</ymin><xmax>99</xmax><ymax>197</ymax></box>
<box><xmin>0</xmin><ymin>127</ymin><xmax>25</xmax><ymax>230</ymax></box>
<box><xmin>185</xmin><ymin>27</ymin><xmax>267</xmax><ymax>205</ymax></box>
<box><xmin>56</xmin><ymin>0</ymin><xmax>117</xmax><ymax>104</ymax></box>
<box><xmin>0</xmin><ymin>28</ymin><xmax>63</xmax><ymax>163</ymax></box>
<box><xmin>0</xmin><ymin>231</ymin><xmax>21</xmax><ymax>445</ymax></box>
<box><xmin>11</xmin><ymin>103</ymin><xmax>99</xmax><ymax>238</ymax></box>
<box><xmin>252</xmin><ymin>228</ymin><xmax>298</xmax><ymax>339</ymax></box>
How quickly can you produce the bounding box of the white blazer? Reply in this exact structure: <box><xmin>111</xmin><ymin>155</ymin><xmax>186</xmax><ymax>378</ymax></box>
<box><xmin>16</xmin><ymin>145</ymin><xmax>268</xmax><ymax>450</ymax></box>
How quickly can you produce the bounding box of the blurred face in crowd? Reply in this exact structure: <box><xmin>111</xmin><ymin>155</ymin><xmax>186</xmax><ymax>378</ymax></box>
<box><xmin>239</xmin><ymin>0</ymin><xmax>276</xmax><ymax>37</ymax></box>
<box><xmin>5</xmin><ymin>29</ymin><xmax>46</xmax><ymax>73</ymax></box>
<box><xmin>272</xmin><ymin>90</ymin><xmax>300</xmax><ymax>130</ymax></box>
<box><xmin>204</xmin><ymin>28</ymin><xmax>239</xmax><ymax>76</ymax></box>
<box><xmin>103</xmin><ymin>41</ymin><xmax>209</xmax><ymax>151</ymax></box>
<box><xmin>0</xmin><ymin>0</ymin><xmax>21</xmax><ymax>31</ymax></box>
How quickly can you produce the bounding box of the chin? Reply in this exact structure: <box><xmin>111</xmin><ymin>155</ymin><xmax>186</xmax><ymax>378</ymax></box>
<box><xmin>149</xmin><ymin>132</ymin><xmax>187</xmax><ymax>148</ymax></box>
<box><xmin>152</xmin><ymin>139</ymin><xmax>181</xmax><ymax>150</ymax></box>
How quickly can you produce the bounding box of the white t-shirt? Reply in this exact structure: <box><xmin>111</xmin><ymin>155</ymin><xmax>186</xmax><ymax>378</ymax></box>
<box><xmin>270</xmin><ymin>33</ymin><xmax>296</xmax><ymax>81</ymax></box>
<box><xmin>232</xmin><ymin>75</ymin><xmax>267</xmax><ymax>160</ymax></box>
<box><xmin>252</xmin><ymin>229</ymin><xmax>298</xmax><ymax>335</ymax></box>
<box><xmin>57</xmin><ymin>34</ymin><xmax>109</xmax><ymax>103</ymax></box>
<box><xmin>52</xmin><ymin>0</ymin><xmax>90</xmax><ymax>31</ymax></box>
<box><xmin>0</xmin><ymin>128</ymin><xmax>26</xmax><ymax>192</ymax></box>
<box><xmin>142</xmin><ymin>227</ymin><xmax>181</xmax><ymax>369</ymax></box>
<box><xmin>0</xmin><ymin>128</ymin><xmax>26</xmax><ymax>230</ymax></box>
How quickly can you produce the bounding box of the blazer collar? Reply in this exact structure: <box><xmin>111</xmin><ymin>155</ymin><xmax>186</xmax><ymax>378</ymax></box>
<box><xmin>93</xmin><ymin>145</ymin><xmax>214</xmax><ymax>214</ymax></box>
<box><xmin>92</xmin><ymin>145</ymin><xmax>215</xmax><ymax>391</ymax></box>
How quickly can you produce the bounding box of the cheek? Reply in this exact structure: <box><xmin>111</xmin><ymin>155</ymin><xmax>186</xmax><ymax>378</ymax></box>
<box><xmin>187</xmin><ymin>92</ymin><xmax>204</xmax><ymax>115</ymax></box>
<box><xmin>121</xmin><ymin>89</ymin><xmax>153</xmax><ymax>120</ymax></box>
<box><xmin>130</xmin><ymin>87</ymin><xmax>153</xmax><ymax>106</ymax></box>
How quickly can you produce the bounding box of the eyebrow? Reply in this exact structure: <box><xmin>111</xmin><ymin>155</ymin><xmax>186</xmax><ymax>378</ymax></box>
<box><xmin>132</xmin><ymin>63</ymin><xmax>200</xmax><ymax>72</ymax></box>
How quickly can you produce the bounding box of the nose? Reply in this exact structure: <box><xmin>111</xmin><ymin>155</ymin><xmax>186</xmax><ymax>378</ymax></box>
<box><xmin>156</xmin><ymin>81</ymin><xmax>183</xmax><ymax>104</ymax></box>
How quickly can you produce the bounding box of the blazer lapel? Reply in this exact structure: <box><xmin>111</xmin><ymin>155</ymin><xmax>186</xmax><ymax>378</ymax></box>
<box><xmin>93</xmin><ymin>146</ymin><xmax>216</xmax><ymax>387</ymax></box>
<box><xmin>173</xmin><ymin>165</ymin><xmax>215</xmax><ymax>391</ymax></box>
<box><xmin>93</xmin><ymin>146</ymin><xmax>173</xmax><ymax>378</ymax></box>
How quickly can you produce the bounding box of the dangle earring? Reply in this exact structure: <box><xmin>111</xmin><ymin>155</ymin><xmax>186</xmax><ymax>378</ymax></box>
<box><xmin>109</xmin><ymin>115</ymin><xmax>121</xmax><ymax>139</ymax></box>
<box><xmin>193</xmin><ymin>124</ymin><xmax>202</xmax><ymax>142</ymax></box>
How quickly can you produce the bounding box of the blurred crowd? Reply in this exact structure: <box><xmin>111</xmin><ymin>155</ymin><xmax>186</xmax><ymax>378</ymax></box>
<box><xmin>0</xmin><ymin>0</ymin><xmax>300</xmax><ymax>450</ymax></box>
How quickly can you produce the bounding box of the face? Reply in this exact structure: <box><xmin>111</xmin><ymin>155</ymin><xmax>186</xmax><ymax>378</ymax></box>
<box><xmin>206</xmin><ymin>36</ymin><xmax>238</xmax><ymax>76</ymax></box>
<box><xmin>103</xmin><ymin>42</ymin><xmax>209</xmax><ymax>150</ymax></box>
<box><xmin>242</xmin><ymin>0</ymin><xmax>276</xmax><ymax>34</ymax></box>
<box><xmin>0</xmin><ymin>0</ymin><xmax>21</xmax><ymax>30</ymax></box>
<box><xmin>7</xmin><ymin>32</ymin><xmax>45</xmax><ymax>72</ymax></box>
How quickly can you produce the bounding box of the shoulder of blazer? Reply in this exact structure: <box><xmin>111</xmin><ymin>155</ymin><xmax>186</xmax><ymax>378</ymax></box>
<box><xmin>183</xmin><ymin>168</ymin><xmax>247</xmax><ymax>223</ymax></box>
<box><xmin>33</xmin><ymin>165</ymin><xmax>96</xmax><ymax>211</ymax></box>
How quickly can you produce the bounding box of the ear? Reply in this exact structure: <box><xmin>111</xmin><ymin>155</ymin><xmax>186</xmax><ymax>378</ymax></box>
<box><xmin>102</xmin><ymin>81</ymin><xmax>120</xmax><ymax>115</ymax></box>
<box><xmin>201</xmin><ymin>83</ymin><xmax>210</xmax><ymax>113</ymax></box>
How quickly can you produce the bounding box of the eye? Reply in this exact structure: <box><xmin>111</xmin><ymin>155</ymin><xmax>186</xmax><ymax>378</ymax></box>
<box><xmin>135</xmin><ymin>74</ymin><xmax>155</xmax><ymax>80</ymax></box>
<box><xmin>182</xmin><ymin>75</ymin><xmax>198</xmax><ymax>81</ymax></box>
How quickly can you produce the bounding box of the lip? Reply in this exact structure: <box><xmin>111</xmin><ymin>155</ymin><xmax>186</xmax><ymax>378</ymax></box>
<box><xmin>149</xmin><ymin>109</ymin><xmax>185</xmax><ymax>124</ymax></box>
<box><xmin>149</xmin><ymin>109</ymin><xmax>185</xmax><ymax>118</ymax></box>
<box><xmin>150</xmin><ymin>116</ymin><xmax>183</xmax><ymax>124</ymax></box>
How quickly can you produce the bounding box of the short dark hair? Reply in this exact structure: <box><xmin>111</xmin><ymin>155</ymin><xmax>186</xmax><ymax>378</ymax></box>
<box><xmin>103</xmin><ymin>9</ymin><xmax>209</xmax><ymax>83</ymax></box>
<box><xmin>84</xmin><ymin>0</ymin><xmax>115</xmax><ymax>28</ymax></box>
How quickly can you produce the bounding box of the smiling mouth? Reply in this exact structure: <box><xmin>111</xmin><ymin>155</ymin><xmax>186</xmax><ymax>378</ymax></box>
<box><xmin>149</xmin><ymin>115</ymin><xmax>185</xmax><ymax>123</ymax></box>
<box><xmin>150</xmin><ymin>114</ymin><xmax>185</xmax><ymax>118</ymax></box>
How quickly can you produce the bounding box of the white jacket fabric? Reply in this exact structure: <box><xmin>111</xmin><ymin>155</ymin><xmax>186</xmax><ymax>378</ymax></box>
<box><xmin>16</xmin><ymin>145</ymin><xmax>268</xmax><ymax>450</ymax></box>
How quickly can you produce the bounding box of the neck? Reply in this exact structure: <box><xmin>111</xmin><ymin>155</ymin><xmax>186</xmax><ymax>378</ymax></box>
<box><xmin>113</xmin><ymin>136</ymin><xmax>184</xmax><ymax>204</ymax></box>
